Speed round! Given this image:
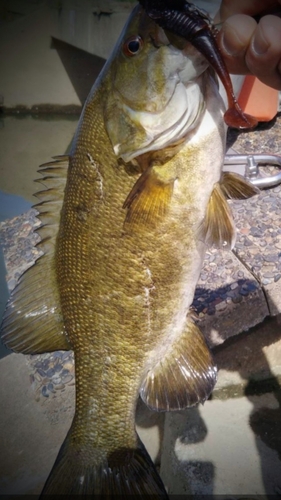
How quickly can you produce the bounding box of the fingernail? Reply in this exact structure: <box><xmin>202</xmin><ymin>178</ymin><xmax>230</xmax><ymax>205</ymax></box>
<box><xmin>253</xmin><ymin>29</ymin><xmax>269</xmax><ymax>55</ymax></box>
<box><xmin>220</xmin><ymin>24</ymin><xmax>244</xmax><ymax>56</ymax></box>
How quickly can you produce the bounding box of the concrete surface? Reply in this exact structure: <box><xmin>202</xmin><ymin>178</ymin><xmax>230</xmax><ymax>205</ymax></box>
<box><xmin>161</xmin><ymin>394</ymin><xmax>281</xmax><ymax>497</ymax></box>
<box><xmin>0</xmin><ymin>115</ymin><xmax>77</xmax><ymax>202</ymax></box>
<box><xmin>0</xmin><ymin>1</ymin><xmax>136</xmax><ymax>110</ymax></box>
<box><xmin>0</xmin><ymin>3</ymin><xmax>81</xmax><ymax>109</ymax></box>
<box><xmin>0</xmin><ymin>0</ymin><xmax>242</xmax><ymax>111</ymax></box>
<box><xmin>58</xmin><ymin>0</ymin><xmax>136</xmax><ymax>60</ymax></box>
<box><xmin>0</xmin><ymin>353</ymin><xmax>74</xmax><ymax>496</ymax></box>
<box><xmin>214</xmin><ymin>316</ymin><xmax>281</xmax><ymax>397</ymax></box>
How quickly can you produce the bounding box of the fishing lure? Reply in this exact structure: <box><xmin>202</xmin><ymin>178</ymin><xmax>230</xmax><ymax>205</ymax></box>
<box><xmin>139</xmin><ymin>0</ymin><xmax>258</xmax><ymax>130</ymax></box>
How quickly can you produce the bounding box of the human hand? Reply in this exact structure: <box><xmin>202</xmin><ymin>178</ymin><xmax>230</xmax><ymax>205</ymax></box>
<box><xmin>216</xmin><ymin>0</ymin><xmax>281</xmax><ymax>89</ymax></box>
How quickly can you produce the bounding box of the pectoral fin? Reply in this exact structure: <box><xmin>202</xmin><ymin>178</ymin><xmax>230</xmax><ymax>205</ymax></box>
<box><xmin>123</xmin><ymin>168</ymin><xmax>174</xmax><ymax>228</ymax></box>
<box><xmin>140</xmin><ymin>320</ymin><xmax>217</xmax><ymax>411</ymax></box>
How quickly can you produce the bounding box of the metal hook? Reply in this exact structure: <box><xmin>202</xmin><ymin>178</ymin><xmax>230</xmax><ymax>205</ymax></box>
<box><xmin>223</xmin><ymin>152</ymin><xmax>281</xmax><ymax>189</ymax></box>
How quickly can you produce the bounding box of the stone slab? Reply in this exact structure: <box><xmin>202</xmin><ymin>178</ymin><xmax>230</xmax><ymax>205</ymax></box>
<box><xmin>0</xmin><ymin>4</ymin><xmax>81</xmax><ymax>109</ymax></box>
<box><xmin>194</xmin><ymin>247</ymin><xmax>268</xmax><ymax>347</ymax></box>
<box><xmin>160</xmin><ymin>393</ymin><xmax>281</xmax><ymax>497</ymax></box>
<box><xmin>227</xmin><ymin>115</ymin><xmax>281</xmax><ymax>315</ymax></box>
<box><xmin>0</xmin><ymin>116</ymin><xmax>78</xmax><ymax>202</ymax></box>
<box><xmin>213</xmin><ymin>316</ymin><xmax>281</xmax><ymax>398</ymax></box>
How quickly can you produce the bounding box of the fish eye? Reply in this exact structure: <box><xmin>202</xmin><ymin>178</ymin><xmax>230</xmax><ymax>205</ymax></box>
<box><xmin>123</xmin><ymin>35</ymin><xmax>143</xmax><ymax>57</ymax></box>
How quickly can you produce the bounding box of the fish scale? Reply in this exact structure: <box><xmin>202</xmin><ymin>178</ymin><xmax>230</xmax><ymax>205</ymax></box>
<box><xmin>57</xmin><ymin>70</ymin><xmax>214</xmax><ymax>441</ymax></box>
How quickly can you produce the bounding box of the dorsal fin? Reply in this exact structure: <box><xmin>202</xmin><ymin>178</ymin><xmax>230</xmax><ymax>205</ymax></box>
<box><xmin>1</xmin><ymin>156</ymin><xmax>72</xmax><ymax>354</ymax></box>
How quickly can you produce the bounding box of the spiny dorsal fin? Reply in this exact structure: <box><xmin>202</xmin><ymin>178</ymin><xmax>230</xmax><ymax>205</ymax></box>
<box><xmin>1</xmin><ymin>156</ymin><xmax>71</xmax><ymax>354</ymax></box>
<box><xmin>140</xmin><ymin>319</ymin><xmax>217</xmax><ymax>411</ymax></box>
<box><xmin>220</xmin><ymin>171</ymin><xmax>259</xmax><ymax>200</ymax></box>
<box><xmin>123</xmin><ymin>168</ymin><xmax>174</xmax><ymax>228</ymax></box>
<box><xmin>200</xmin><ymin>181</ymin><xmax>236</xmax><ymax>250</ymax></box>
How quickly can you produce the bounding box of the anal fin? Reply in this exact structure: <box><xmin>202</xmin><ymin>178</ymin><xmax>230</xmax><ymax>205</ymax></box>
<box><xmin>140</xmin><ymin>320</ymin><xmax>217</xmax><ymax>411</ymax></box>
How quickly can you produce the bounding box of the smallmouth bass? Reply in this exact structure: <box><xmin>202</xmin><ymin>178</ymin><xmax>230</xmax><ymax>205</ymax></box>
<box><xmin>1</xmin><ymin>4</ymin><xmax>258</xmax><ymax>497</ymax></box>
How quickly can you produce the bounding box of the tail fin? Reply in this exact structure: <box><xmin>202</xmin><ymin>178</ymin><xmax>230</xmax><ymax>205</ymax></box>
<box><xmin>41</xmin><ymin>428</ymin><xmax>168</xmax><ymax>498</ymax></box>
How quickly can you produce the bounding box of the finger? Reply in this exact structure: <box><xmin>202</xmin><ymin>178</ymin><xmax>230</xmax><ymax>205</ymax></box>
<box><xmin>217</xmin><ymin>14</ymin><xmax>257</xmax><ymax>75</ymax></box>
<box><xmin>219</xmin><ymin>0</ymin><xmax>279</xmax><ymax>21</ymax></box>
<box><xmin>245</xmin><ymin>15</ymin><xmax>281</xmax><ymax>89</ymax></box>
